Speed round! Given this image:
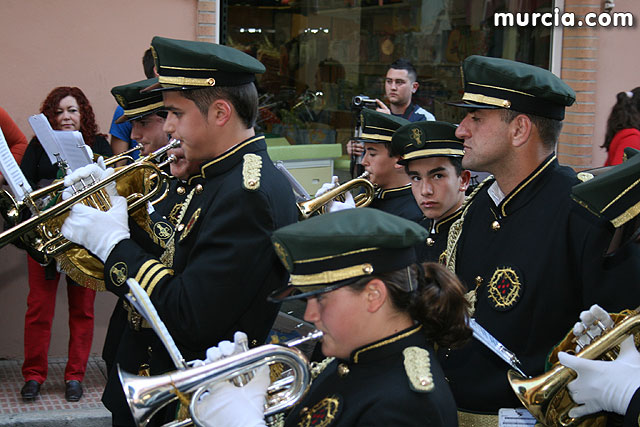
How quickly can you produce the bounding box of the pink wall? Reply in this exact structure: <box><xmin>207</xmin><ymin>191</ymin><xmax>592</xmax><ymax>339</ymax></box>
<box><xmin>0</xmin><ymin>0</ymin><xmax>197</xmax><ymax>359</ymax></box>
<box><xmin>592</xmin><ymin>0</ymin><xmax>640</xmax><ymax>166</ymax></box>
<box><xmin>0</xmin><ymin>0</ymin><xmax>197</xmax><ymax>141</ymax></box>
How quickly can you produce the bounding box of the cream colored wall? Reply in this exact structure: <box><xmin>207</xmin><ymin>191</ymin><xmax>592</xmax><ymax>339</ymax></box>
<box><xmin>0</xmin><ymin>0</ymin><xmax>197</xmax><ymax>360</ymax></box>
<box><xmin>591</xmin><ymin>0</ymin><xmax>640</xmax><ymax>166</ymax></box>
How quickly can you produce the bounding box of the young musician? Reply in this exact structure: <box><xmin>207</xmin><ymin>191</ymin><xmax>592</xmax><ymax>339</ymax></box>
<box><xmin>195</xmin><ymin>208</ymin><xmax>472</xmax><ymax>426</ymax></box>
<box><xmin>61</xmin><ymin>37</ymin><xmax>298</xmax><ymax>425</ymax></box>
<box><xmin>390</xmin><ymin>120</ymin><xmax>469</xmax><ymax>262</ymax></box>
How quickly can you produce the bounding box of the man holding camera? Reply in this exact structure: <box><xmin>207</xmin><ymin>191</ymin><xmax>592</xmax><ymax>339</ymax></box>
<box><xmin>348</xmin><ymin>58</ymin><xmax>435</xmax><ymax>161</ymax></box>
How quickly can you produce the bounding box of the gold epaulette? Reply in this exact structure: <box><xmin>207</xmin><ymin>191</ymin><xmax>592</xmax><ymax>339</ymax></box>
<box><xmin>242</xmin><ymin>153</ymin><xmax>262</xmax><ymax>191</ymax></box>
<box><xmin>402</xmin><ymin>346</ymin><xmax>434</xmax><ymax>392</ymax></box>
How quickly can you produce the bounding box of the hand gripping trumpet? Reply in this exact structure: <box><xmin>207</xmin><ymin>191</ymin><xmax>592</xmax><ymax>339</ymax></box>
<box><xmin>120</xmin><ymin>278</ymin><xmax>321</xmax><ymax>427</ymax></box>
<box><xmin>297</xmin><ymin>171</ymin><xmax>375</xmax><ymax>219</ymax></box>
<box><xmin>507</xmin><ymin>309</ymin><xmax>640</xmax><ymax>427</ymax></box>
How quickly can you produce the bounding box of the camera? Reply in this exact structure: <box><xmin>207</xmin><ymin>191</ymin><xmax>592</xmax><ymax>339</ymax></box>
<box><xmin>351</xmin><ymin>95</ymin><xmax>378</xmax><ymax>111</ymax></box>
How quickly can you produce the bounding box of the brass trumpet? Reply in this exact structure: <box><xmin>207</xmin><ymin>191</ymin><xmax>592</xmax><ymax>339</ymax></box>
<box><xmin>0</xmin><ymin>139</ymin><xmax>180</xmax><ymax>254</ymax></box>
<box><xmin>103</xmin><ymin>143</ymin><xmax>144</xmax><ymax>166</ymax></box>
<box><xmin>297</xmin><ymin>172</ymin><xmax>375</xmax><ymax>219</ymax></box>
<box><xmin>508</xmin><ymin>311</ymin><xmax>640</xmax><ymax>427</ymax></box>
<box><xmin>119</xmin><ymin>331</ymin><xmax>322</xmax><ymax>427</ymax></box>
<box><xmin>0</xmin><ymin>140</ymin><xmax>179</xmax><ymax>289</ymax></box>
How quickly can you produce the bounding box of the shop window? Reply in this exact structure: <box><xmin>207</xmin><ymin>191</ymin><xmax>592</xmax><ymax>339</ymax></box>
<box><xmin>224</xmin><ymin>0</ymin><xmax>554</xmax><ymax>147</ymax></box>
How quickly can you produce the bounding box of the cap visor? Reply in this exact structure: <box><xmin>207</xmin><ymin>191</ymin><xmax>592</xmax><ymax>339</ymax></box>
<box><xmin>114</xmin><ymin>109</ymin><xmax>162</xmax><ymax>125</ymax></box>
<box><xmin>114</xmin><ymin>114</ymin><xmax>129</xmax><ymax>125</ymax></box>
<box><xmin>140</xmin><ymin>81</ymin><xmax>162</xmax><ymax>93</ymax></box>
<box><xmin>268</xmin><ymin>277</ymin><xmax>362</xmax><ymax>303</ymax></box>
<box><xmin>446</xmin><ymin>100</ymin><xmax>500</xmax><ymax>110</ymax></box>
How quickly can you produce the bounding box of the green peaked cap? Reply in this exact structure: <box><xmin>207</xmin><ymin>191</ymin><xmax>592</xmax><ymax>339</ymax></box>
<box><xmin>391</xmin><ymin>120</ymin><xmax>464</xmax><ymax>164</ymax></box>
<box><xmin>269</xmin><ymin>208</ymin><xmax>428</xmax><ymax>301</ymax></box>
<box><xmin>356</xmin><ymin>108</ymin><xmax>410</xmax><ymax>143</ymax></box>
<box><xmin>448</xmin><ymin>55</ymin><xmax>575</xmax><ymax>120</ymax></box>
<box><xmin>111</xmin><ymin>78</ymin><xmax>163</xmax><ymax>124</ymax></box>
<box><xmin>144</xmin><ymin>36</ymin><xmax>265</xmax><ymax>92</ymax></box>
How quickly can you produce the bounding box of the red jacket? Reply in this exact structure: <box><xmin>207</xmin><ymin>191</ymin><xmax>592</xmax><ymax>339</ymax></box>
<box><xmin>605</xmin><ymin>128</ymin><xmax>640</xmax><ymax>166</ymax></box>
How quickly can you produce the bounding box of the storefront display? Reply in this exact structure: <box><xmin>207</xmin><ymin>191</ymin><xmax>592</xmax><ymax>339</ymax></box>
<box><xmin>224</xmin><ymin>0</ymin><xmax>554</xmax><ymax>148</ymax></box>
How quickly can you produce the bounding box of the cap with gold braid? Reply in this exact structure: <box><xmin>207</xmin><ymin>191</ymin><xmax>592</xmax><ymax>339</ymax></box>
<box><xmin>144</xmin><ymin>36</ymin><xmax>265</xmax><ymax>92</ymax></box>
<box><xmin>448</xmin><ymin>55</ymin><xmax>575</xmax><ymax>120</ymax></box>
<box><xmin>355</xmin><ymin>108</ymin><xmax>410</xmax><ymax>144</ymax></box>
<box><xmin>111</xmin><ymin>78</ymin><xmax>164</xmax><ymax>124</ymax></box>
<box><xmin>391</xmin><ymin>121</ymin><xmax>464</xmax><ymax>165</ymax></box>
<box><xmin>268</xmin><ymin>208</ymin><xmax>428</xmax><ymax>302</ymax></box>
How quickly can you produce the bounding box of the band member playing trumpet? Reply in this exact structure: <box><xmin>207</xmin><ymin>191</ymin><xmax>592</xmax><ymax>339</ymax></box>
<box><xmin>318</xmin><ymin>108</ymin><xmax>422</xmax><ymax>222</ymax></box>
<box><xmin>390</xmin><ymin>121</ymin><xmax>469</xmax><ymax>263</ymax></box>
<box><xmin>439</xmin><ymin>55</ymin><xmax>640</xmax><ymax>424</ymax></box>
<box><xmin>61</xmin><ymin>37</ymin><xmax>298</xmax><ymax>426</ymax></box>
<box><xmin>195</xmin><ymin>208</ymin><xmax>472</xmax><ymax>426</ymax></box>
<box><xmin>101</xmin><ymin>78</ymin><xmax>202</xmax><ymax>417</ymax></box>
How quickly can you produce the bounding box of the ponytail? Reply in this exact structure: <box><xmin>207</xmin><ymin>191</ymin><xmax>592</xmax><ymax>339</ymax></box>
<box><xmin>355</xmin><ymin>262</ymin><xmax>472</xmax><ymax>349</ymax></box>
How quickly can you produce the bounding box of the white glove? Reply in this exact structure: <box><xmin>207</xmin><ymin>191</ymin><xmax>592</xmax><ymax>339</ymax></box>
<box><xmin>62</xmin><ymin>157</ymin><xmax>114</xmax><ymax>201</ymax></box>
<box><xmin>315</xmin><ymin>176</ymin><xmax>340</xmax><ymax>198</ymax></box>
<box><xmin>559</xmin><ymin>335</ymin><xmax>640</xmax><ymax>417</ymax></box>
<box><xmin>193</xmin><ymin>331</ymin><xmax>268</xmax><ymax>427</ymax></box>
<box><xmin>326</xmin><ymin>190</ymin><xmax>355</xmax><ymax>213</ymax></box>
<box><xmin>61</xmin><ymin>183</ymin><xmax>130</xmax><ymax>263</ymax></box>
<box><xmin>573</xmin><ymin>305</ymin><xmax>614</xmax><ymax>352</ymax></box>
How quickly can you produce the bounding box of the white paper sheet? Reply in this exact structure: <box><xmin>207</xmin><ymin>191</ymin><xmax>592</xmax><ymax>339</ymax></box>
<box><xmin>0</xmin><ymin>126</ymin><xmax>32</xmax><ymax>200</ymax></box>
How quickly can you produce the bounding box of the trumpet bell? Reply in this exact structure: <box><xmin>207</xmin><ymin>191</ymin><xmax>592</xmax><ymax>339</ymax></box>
<box><xmin>507</xmin><ymin>311</ymin><xmax>640</xmax><ymax>427</ymax></box>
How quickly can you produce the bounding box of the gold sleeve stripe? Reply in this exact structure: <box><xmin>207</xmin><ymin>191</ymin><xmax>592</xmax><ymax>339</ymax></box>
<box><xmin>134</xmin><ymin>260</ymin><xmax>158</xmax><ymax>286</ymax></box>
<box><xmin>145</xmin><ymin>268</ymin><xmax>174</xmax><ymax>297</ymax></box>
<box><xmin>138</xmin><ymin>262</ymin><xmax>166</xmax><ymax>291</ymax></box>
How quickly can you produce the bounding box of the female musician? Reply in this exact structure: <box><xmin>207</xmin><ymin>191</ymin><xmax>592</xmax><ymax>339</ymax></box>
<box><xmin>196</xmin><ymin>208</ymin><xmax>471</xmax><ymax>426</ymax></box>
<box><xmin>19</xmin><ymin>86</ymin><xmax>111</xmax><ymax>402</ymax></box>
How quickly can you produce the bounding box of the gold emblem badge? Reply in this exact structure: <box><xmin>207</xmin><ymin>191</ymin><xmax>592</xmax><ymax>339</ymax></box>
<box><xmin>110</xmin><ymin>262</ymin><xmax>128</xmax><ymax>287</ymax></box>
<box><xmin>410</xmin><ymin>127</ymin><xmax>424</xmax><ymax>148</ymax></box>
<box><xmin>273</xmin><ymin>241</ymin><xmax>292</xmax><ymax>272</ymax></box>
<box><xmin>297</xmin><ymin>396</ymin><xmax>341</xmax><ymax>427</ymax></box>
<box><xmin>487</xmin><ymin>266</ymin><xmax>523</xmax><ymax>311</ymax></box>
<box><xmin>153</xmin><ymin>221</ymin><xmax>174</xmax><ymax>241</ymax></box>
<box><xmin>114</xmin><ymin>94</ymin><xmax>126</xmax><ymax>107</ymax></box>
<box><xmin>180</xmin><ymin>208</ymin><xmax>201</xmax><ymax>242</ymax></box>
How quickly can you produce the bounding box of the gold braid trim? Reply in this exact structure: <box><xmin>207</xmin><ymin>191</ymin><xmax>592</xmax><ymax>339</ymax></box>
<box><xmin>444</xmin><ymin>176</ymin><xmax>494</xmax><ymax>274</ymax></box>
<box><xmin>160</xmin><ymin>187</ymin><xmax>196</xmax><ymax>267</ymax></box>
<box><xmin>310</xmin><ymin>357</ymin><xmax>335</xmax><ymax>379</ymax></box>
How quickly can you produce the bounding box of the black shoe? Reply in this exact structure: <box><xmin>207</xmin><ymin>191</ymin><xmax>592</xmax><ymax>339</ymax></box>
<box><xmin>65</xmin><ymin>380</ymin><xmax>83</xmax><ymax>402</ymax></box>
<box><xmin>21</xmin><ymin>380</ymin><xmax>41</xmax><ymax>402</ymax></box>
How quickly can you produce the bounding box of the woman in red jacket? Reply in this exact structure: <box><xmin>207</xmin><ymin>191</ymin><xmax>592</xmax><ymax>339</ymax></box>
<box><xmin>603</xmin><ymin>87</ymin><xmax>640</xmax><ymax>166</ymax></box>
<box><xmin>19</xmin><ymin>87</ymin><xmax>111</xmax><ymax>403</ymax></box>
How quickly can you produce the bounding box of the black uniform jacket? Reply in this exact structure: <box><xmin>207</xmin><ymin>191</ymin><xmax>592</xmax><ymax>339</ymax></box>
<box><xmin>285</xmin><ymin>325</ymin><xmax>458</xmax><ymax>427</ymax></box>
<box><xmin>416</xmin><ymin>209</ymin><xmax>462</xmax><ymax>263</ymax></box>
<box><xmin>441</xmin><ymin>155</ymin><xmax>640</xmax><ymax>412</ymax></box>
<box><xmin>101</xmin><ymin>177</ymin><xmax>187</xmax><ymax>373</ymax></box>
<box><xmin>103</xmin><ymin>135</ymin><xmax>298</xmax><ymax>361</ymax></box>
<box><xmin>369</xmin><ymin>184</ymin><xmax>423</xmax><ymax>223</ymax></box>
